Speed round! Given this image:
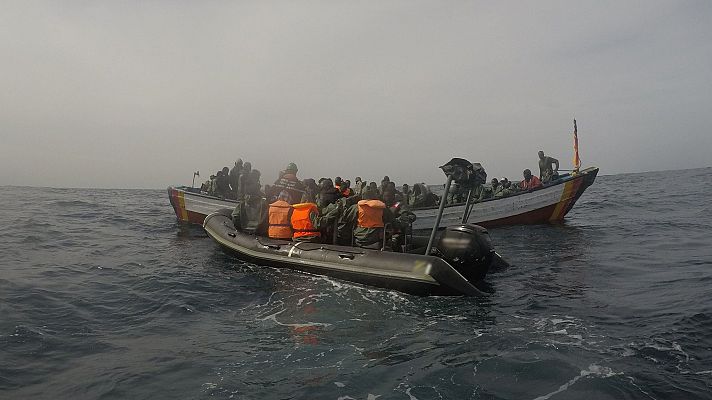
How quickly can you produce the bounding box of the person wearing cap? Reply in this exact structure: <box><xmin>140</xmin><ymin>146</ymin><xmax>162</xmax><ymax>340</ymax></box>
<box><xmin>270</xmin><ymin>162</ymin><xmax>306</xmax><ymax>205</ymax></box>
<box><xmin>521</xmin><ymin>169</ymin><xmax>542</xmax><ymax>190</ymax></box>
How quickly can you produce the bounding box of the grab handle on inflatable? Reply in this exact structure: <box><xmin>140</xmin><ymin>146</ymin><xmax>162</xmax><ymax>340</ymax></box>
<box><xmin>338</xmin><ymin>253</ymin><xmax>355</xmax><ymax>260</ymax></box>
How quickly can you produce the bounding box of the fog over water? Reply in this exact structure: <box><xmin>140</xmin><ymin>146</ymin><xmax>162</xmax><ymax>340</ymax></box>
<box><xmin>1</xmin><ymin>1</ymin><xmax>710</xmax><ymax>189</ymax></box>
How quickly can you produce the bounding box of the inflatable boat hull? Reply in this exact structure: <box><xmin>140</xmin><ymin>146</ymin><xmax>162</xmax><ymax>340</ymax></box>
<box><xmin>203</xmin><ymin>211</ymin><xmax>487</xmax><ymax>296</ymax></box>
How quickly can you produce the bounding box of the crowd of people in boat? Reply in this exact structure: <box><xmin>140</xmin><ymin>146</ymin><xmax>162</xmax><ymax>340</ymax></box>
<box><xmin>196</xmin><ymin>150</ymin><xmax>561</xmax><ymax>249</ymax></box>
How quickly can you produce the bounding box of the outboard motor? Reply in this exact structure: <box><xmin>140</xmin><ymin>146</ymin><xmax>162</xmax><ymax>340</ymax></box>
<box><xmin>436</xmin><ymin>224</ymin><xmax>494</xmax><ymax>283</ymax></box>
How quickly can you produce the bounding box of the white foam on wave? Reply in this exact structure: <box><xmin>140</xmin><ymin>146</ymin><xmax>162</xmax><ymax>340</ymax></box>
<box><xmin>532</xmin><ymin>364</ymin><xmax>621</xmax><ymax>400</ymax></box>
<box><xmin>258</xmin><ymin>309</ymin><xmax>332</xmax><ymax>328</ymax></box>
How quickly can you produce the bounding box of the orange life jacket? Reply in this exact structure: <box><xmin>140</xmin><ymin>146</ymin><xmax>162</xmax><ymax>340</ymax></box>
<box><xmin>357</xmin><ymin>200</ymin><xmax>386</xmax><ymax>228</ymax></box>
<box><xmin>268</xmin><ymin>200</ymin><xmax>293</xmax><ymax>239</ymax></box>
<box><xmin>521</xmin><ymin>175</ymin><xmax>542</xmax><ymax>190</ymax></box>
<box><xmin>291</xmin><ymin>203</ymin><xmax>321</xmax><ymax>239</ymax></box>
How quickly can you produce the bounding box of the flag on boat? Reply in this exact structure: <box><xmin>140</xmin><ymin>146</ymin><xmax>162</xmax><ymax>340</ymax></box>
<box><xmin>572</xmin><ymin>119</ymin><xmax>581</xmax><ymax>171</ymax></box>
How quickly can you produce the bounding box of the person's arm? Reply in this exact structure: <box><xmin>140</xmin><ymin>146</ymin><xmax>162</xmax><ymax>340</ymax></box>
<box><xmin>552</xmin><ymin>158</ymin><xmax>559</xmax><ymax>172</ymax></box>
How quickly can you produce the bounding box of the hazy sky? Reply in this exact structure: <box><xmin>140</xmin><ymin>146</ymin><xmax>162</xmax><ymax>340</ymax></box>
<box><xmin>1</xmin><ymin>1</ymin><xmax>711</xmax><ymax>189</ymax></box>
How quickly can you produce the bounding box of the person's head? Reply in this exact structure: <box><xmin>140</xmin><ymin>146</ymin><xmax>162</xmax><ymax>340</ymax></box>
<box><xmin>217</xmin><ymin>170</ymin><xmax>224</xmax><ymax>177</ymax></box>
<box><xmin>320</xmin><ymin>178</ymin><xmax>333</xmax><ymax>190</ymax></box>
<box><xmin>304</xmin><ymin>178</ymin><xmax>317</xmax><ymax>190</ymax></box>
<box><xmin>222</xmin><ymin>166</ymin><xmax>229</xmax><ymax>174</ymax></box>
<box><xmin>277</xmin><ymin>190</ymin><xmax>291</xmax><ymax>203</ymax></box>
<box><xmin>334</xmin><ymin>176</ymin><xmax>343</xmax><ymax>185</ymax></box>
<box><xmin>491</xmin><ymin>178</ymin><xmax>499</xmax><ymax>187</ymax></box>
<box><xmin>523</xmin><ymin>169</ymin><xmax>532</xmax><ymax>181</ymax></box>
<box><xmin>382</xmin><ymin>176</ymin><xmax>390</xmax><ymax>183</ymax></box>
<box><xmin>402</xmin><ymin>183</ymin><xmax>410</xmax><ymax>193</ymax></box>
<box><xmin>243</xmin><ymin>162</ymin><xmax>252</xmax><ymax>173</ymax></box>
<box><xmin>355</xmin><ymin>177</ymin><xmax>362</xmax><ymax>184</ymax></box>
<box><xmin>368</xmin><ymin>182</ymin><xmax>378</xmax><ymax>191</ymax></box>
<box><xmin>342</xmin><ymin>180</ymin><xmax>350</xmax><ymax>189</ymax></box>
<box><xmin>503</xmin><ymin>180</ymin><xmax>511</xmax><ymax>188</ymax></box>
<box><xmin>538</xmin><ymin>151</ymin><xmax>545</xmax><ymax>160</ymax></box>
<box><xmin>285</xmin><ymin>162</ymin><xmax>298</xmax><ymax>174</ymax></box>
<box><xmin>235</xmin><ymin>159</ymin><xmax>243</xmax><ymax>168</ymax></box>
<box><xmin>363</xmin><ymin>189</ymin><xmax>379</xmax><ymax>200</ymax></box>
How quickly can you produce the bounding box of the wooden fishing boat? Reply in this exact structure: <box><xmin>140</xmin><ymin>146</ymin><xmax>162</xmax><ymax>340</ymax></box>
<box><xmin>168</xmin><ymin>167</ymin><xmax>597</xmax><ymax>228</ymax></box>
<box><xmin>411</xmin><ymin>167</ymin><xmax>599</xmax><ymax>230</ymax></box>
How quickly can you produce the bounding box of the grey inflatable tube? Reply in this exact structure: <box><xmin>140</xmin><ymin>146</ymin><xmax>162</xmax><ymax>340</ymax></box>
<box><xmin>203</xmin><ymin>210</ymin><xmax>487</xmax><ymax>296</ymax></box>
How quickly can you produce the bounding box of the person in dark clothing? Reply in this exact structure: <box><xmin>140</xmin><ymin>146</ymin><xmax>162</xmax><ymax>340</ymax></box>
<box><xmin>379</xmin><ymin>176</ymin><xmax>391</xmax><ymax>195</ymax></box>
<box><xmin>231</xmin><ymin>175</ymin><xmax>267</xmax><ymax>235</ymax></box>
<box><xmin>538</xmin><ymin>151</ymin><xmax>560</xmax><ymax>183</ymax></box>
<box><xmin>215</xmin><ymin>167</ymin><xmax>231</xmax><ymax>198</ymax></box>
<box><xmin>270</xmin><ymin>162</ymin><xmax>305</xmax><ymax>205</ymax></box>
<box><xmin>229</xmin><ymin>159</ymin><xmax>243</xmax><ymax>198</ymax></box>
<box><xmin>316</xmin><ymin>178</ymin><xmax>341</xmax><ymax>210</ymax></box>
<box><xmin>301</xmin><ymin>178</ymin><xmax>319</xmax><ymax>203</ymax></box>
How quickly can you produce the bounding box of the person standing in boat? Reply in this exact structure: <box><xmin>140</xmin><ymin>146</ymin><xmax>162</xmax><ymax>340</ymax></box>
<box><xmin>538</xmin><ymin>151</ymin><xmax>560</xmax><ymax>183</ymax></box>
<box><xmin>270</xmin><ymin>162</ymin><xmax>306</xmax><ymax>205</ymax></box>
<box><xmin>228</xmin><ymin>159</ymin><xmax>243</xmax><ymax>199</ymax></box>
<box><xmin>521</xmin><ymin>169</ymin><xmax>543</xmax><ymax>190</ymax></box>
<box><xmin>215</xmin><ymin>167</ymin><xmax>231</xmax><ymax>198</ymax></box>
<box><xmin>231</xmin><ymin>177</ymin><xmax>267</xmax><ymax>235</ymax></box>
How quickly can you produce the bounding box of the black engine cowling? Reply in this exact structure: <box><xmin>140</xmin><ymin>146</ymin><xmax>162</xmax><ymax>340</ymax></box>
<box><xmin>436</xmin><ymin>224</ymin><xmax>494</xmax><ymax>282</ymax></box>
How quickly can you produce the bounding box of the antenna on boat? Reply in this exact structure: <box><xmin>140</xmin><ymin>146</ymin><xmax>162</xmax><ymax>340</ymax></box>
<box><xmin>425</xmin><ymin>158</ymin><xmax>477</xmax><ymax>255</ymax></box>
<box><xmin>192</xmin><ymin>171</ymin><xmax>200</xmax><ymax>188</ymax></box>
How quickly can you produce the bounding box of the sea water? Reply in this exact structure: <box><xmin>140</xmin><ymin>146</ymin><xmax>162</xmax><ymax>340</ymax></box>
<box><xmin>1</xmin><ymin>168</ymin><xmax>711</xmax><ymax>399</ymax></box>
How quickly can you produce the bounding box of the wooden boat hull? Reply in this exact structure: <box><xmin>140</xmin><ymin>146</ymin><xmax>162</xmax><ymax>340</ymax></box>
<box><xmin>412</xmin><ymin>167</ymin><xmax>598</xmax><ymax>230</ymax></box>
<box><xmin>168</xmin><ymin>167</ymin><xmax>598</xmax><ymax>229</ymax></box>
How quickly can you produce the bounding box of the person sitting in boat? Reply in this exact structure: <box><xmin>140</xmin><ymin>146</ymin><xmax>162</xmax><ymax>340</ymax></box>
<box><xmin>291</xmin><ymin>201</ymin><xmax>341</xmax><ymax>243</ymax></box>
<box><xmin>340</xmin><ymin>180</ymin><xmax>354</xmax><ymax>197</ymax></box>
<box><xmin>342</xmin><ymin>189</ymin><xmax>394</xmax><ymax>249</ymax></box>
<box><xmin>490</xmin><ymin>178</ymin><xmax>502</xmax><ymax>198</ymax></box>
<box><xmin>213</xmin><ymin>167</ymin><xmax>231</xmax><ymax>198</ymax></box>
<box><xmin>267</xmin><ymin>191</ymin><xmax>293</xmax><ymax>240</ymax></box>
<box><xmin>400</xmin><ymin>184</ymin><xmax>411</xmax><ymax>205</ymax></box>
<box><xmin>300</xmin><ymin>178</ymin><xmax>319</xmax><ymax>203</ymax></box>
<box><xmin>521</xmin><ymin>169</ymin><xmax>543</xmax><ymax>190</ymax></box>
<box><xmin>316</xmin><ymin>178</ymin><xmax>341</xmax><ymax>209</ymax></box>
<box><xmin>538</xmin><ymin>150</ymin><xmax>560</xmax><ymax>183</ymax></box>
<box><xmin>270</xmin><ymin>162</ymin><xmax>306</xmax><ymax>205</ymax></box>
<box><xmin>496</xmin><ymin>178</ymin><xmax>514</xmax><ymax>198</ymax></box>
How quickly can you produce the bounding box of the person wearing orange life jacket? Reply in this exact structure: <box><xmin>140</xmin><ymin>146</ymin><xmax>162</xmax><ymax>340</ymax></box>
<box><xmin>267</xmin><ymin>191</ymin><xmax>293</xmax><ymax>240</ymax></box>
<box><xmin>521</xmin><ymin>169</ymin><xmax>543</xmax><ymax>190</ymax></box>
<box><xmin>290</xmin><ymin>200</ymin><xmax>342</xmax><ymax>243</ymax></box>
<box><xmin>342</xmin><ymin>189</ymin><xmax>394</xmax><ymax>249</ymax></box>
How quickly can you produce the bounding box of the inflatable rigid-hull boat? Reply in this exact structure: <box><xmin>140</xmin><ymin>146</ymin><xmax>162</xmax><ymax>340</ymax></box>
<box><xmin>203</xmin><ymin>211</ymin><xmax>488</xmax><ymax>296</ymax></box>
